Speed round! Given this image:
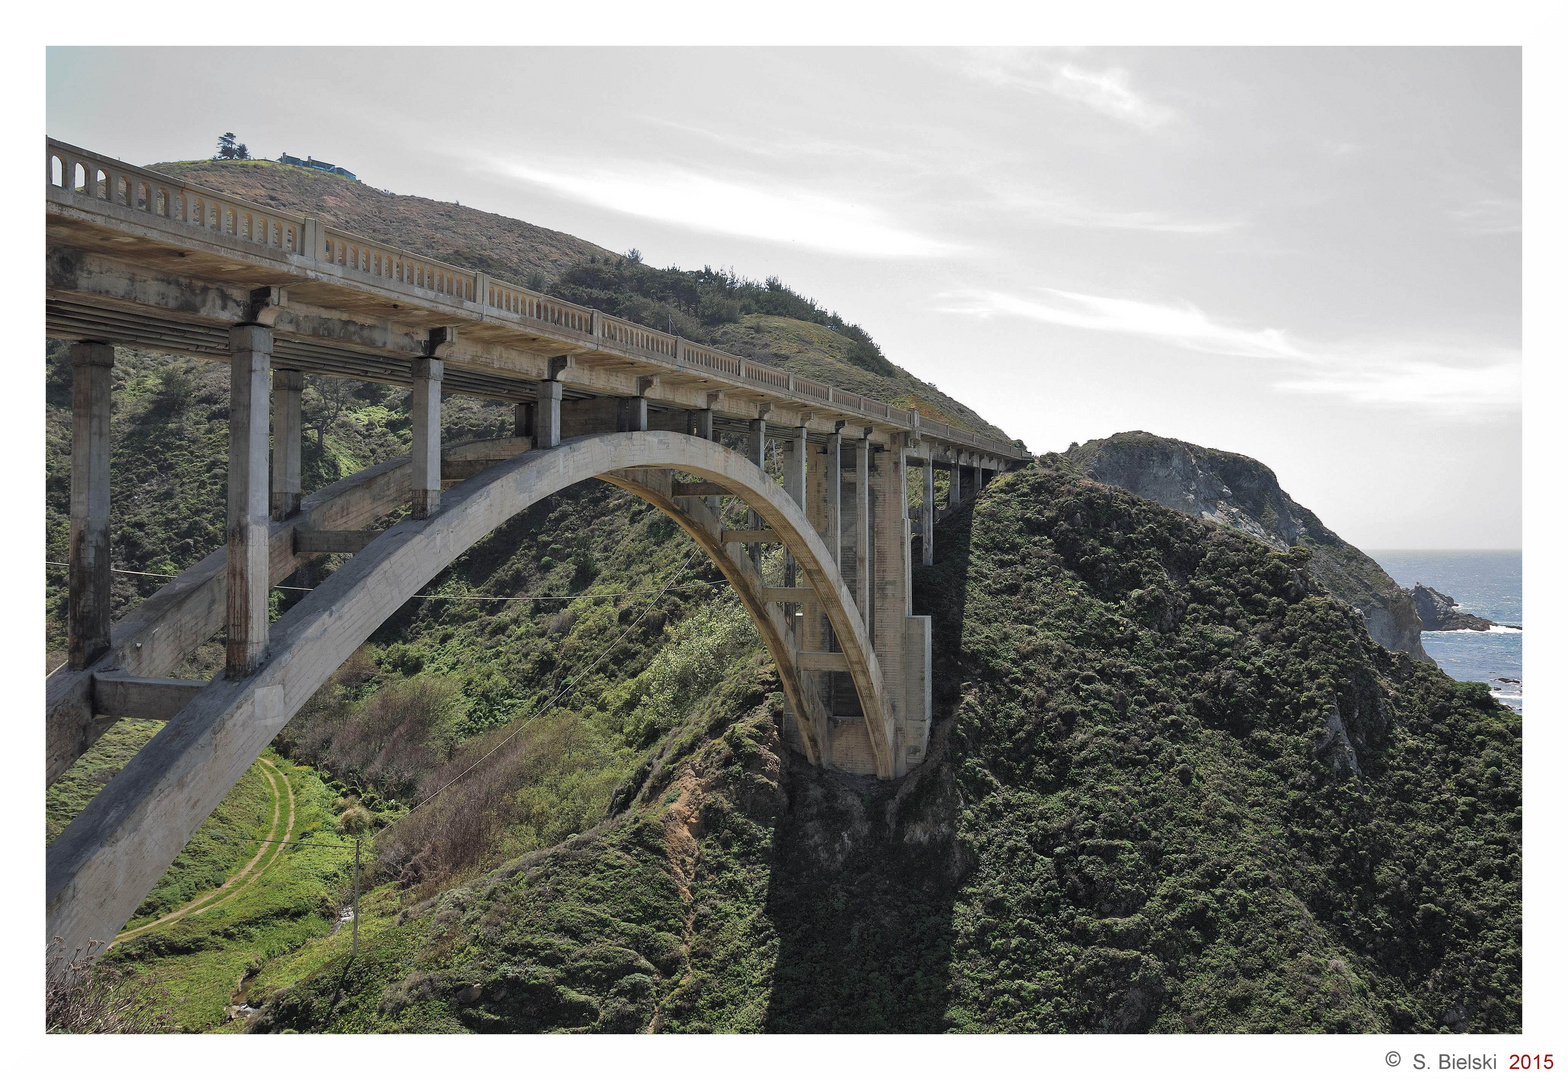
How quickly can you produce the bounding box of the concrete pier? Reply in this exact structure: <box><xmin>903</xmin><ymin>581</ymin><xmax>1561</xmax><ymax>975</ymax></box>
<box><xmin>67</xmin><ymin>342</ymin><xmax>113</xmax><ymax>670</ymax></box>
<box><xmin>410</xmin><ymin>357</ymin><xmax>442</xmax><ymax>519</ymax></box>
<box><xmin>270</xmin><ymin>369</ymin><xmax>304</xmax><ymax>521</ymax></box>
<box><xmin>226</xmin><ymin>325</ymin><xmax>272</xmax><ymax>679</ymax></box>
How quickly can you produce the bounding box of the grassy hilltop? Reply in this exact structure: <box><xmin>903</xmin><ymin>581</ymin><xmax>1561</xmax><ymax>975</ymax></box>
<box><xmin>151</xmin><ymin>160</ymin><xmax>1007</xmax><ymax>442</ymax></box>
<box><xmin>46</xmin><ymin>159</ymin><xmax>1517</xmax><ymax>1033</ymax></box>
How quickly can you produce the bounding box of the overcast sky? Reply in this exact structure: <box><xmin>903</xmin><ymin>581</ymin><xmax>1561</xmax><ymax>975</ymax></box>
<box><xmin>45</xmin><ymin>47</ymin><xmax>1521</xmax><ymax>549</ymax></box>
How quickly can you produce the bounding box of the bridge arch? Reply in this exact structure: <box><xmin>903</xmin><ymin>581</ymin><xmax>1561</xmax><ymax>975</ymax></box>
<box><xmin>46</xmin><ymin>431</ymin><xmax>891</xmax><ymax>957</ymax></box>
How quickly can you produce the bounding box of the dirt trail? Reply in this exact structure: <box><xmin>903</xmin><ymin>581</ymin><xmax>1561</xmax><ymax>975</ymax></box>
<box><xmin>115</xmin><ymin>757</ymin><xmax>296</xmax><ymax>944</ymax></box>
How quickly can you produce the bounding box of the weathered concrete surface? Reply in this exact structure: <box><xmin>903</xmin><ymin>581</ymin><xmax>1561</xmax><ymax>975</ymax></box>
<box><xmin>91</xmin><ymin>674</ymin><xmax>207</xmax><ymax>721</ymax></box>
<box><xmin>68</xmin><ymin>342</ymin><xmax>113</xmax><ymax>670</ymax></box>
<box><xmin>225</xmin><ymin>325</ymin><xmax>272</xmax><ymax>678</ymax></box>
<box><xmin>270</xmin><ymin>369</ymin><xmax>304</xmax><ymax>520</ymax></box>
<box><xmin>46</xmin><ymin>432</ymin><xmax>894</xmax><ymax>959</ymax></box>
<box><xmin>409</xmin><ymin>357</ymin><xmax>443</xmax><ymax>519</ymax></box>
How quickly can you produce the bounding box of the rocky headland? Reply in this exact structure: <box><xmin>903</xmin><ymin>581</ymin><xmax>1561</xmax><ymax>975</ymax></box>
<box><xmin>1055</xmin><ymin>431</ymin><xmax>1429</xmax><ymax>660</ymax></box>
<box><xmin>1412</xmin><ymin>584</ymin><xmax>1519</xmax><ymax>633</ymax></box>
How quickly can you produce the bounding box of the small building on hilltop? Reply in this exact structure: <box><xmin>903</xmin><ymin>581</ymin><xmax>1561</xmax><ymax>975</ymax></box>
<box><xmin>277</xmin><ymin>153</ymin><xmax>358</xmax><ymax>182</ymax></box>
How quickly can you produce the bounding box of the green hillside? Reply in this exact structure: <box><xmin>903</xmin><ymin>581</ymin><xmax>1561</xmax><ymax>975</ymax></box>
<box><xmin>228</xmin><ymin>464</ymin><xmax>1519</xmax><ymax>1033</ymax></box>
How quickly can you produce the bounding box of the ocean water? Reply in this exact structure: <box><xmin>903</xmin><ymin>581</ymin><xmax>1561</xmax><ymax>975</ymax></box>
<box><xmin>1367</xmin><ymin>550</ymin><xmax>1523</xmax><ymax>712</ymax></box>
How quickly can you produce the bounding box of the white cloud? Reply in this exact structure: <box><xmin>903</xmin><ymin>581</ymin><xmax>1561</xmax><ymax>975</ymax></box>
<box><xmin>1276</xmin><ymin>346</ymin><xmax>1521</xmax><ymax>415</ymax></box>
<box><xmin>489</xmin><ymin>159</ymin><xmax>950</xmax><ymax>259</ymax></box>
<box><xmin>938</xmin><ymin>287</ymin><xmax>1303</xmax><ymax>359</ymax></box>
<box><xmin>940</xmin><ymin>49</ymin><xmax>1177</xmax><ymax>129</ymax></box>
<box><xmin>938</xmin><ymin>286</ymin><xmax>1520</xmax><ymax>416</ymax></box>
<box><xmin>1447</xmin><ymin>198</ymin><xmax>1521</xmax><ymax>235</ymax></box>
<box><xmin>1048</xmin><ymin>65</ymin><xmax>1176</xmax><ymax>130</ymax></box>
<box><xmin>984</xmin><ymin>183</ymin><xmax>1242</xmax><ymax>235</ymax></box>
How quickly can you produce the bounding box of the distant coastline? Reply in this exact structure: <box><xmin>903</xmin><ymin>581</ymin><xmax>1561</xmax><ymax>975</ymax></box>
<box><xmin>1368</xmin><ymin>550</ymin><xmax>1522</xmax><ymax>713</ymax></box>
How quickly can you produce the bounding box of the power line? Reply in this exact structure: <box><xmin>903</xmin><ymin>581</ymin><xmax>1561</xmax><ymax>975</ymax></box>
<box><xmin>43</xmin><ymin>560</ymin><xmax>727</xmax><ymax>602</ymax></box>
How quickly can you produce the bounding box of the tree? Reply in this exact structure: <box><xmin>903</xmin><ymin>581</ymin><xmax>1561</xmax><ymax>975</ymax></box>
<box><xmin>302</xmin><ymin>374</ymin><xmax>352</xmax><ymax>452</ymax></box>
<box><xmin>215</xmin><ymin>133</ymin><xmax>251</xmax><ymax>161</ymax></box>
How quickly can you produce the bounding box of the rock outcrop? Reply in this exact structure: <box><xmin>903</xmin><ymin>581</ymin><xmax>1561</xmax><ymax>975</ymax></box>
<box><xmin>1412</xmin><ymin>584</ymin><xmax>1517</xmax><ymax>632</ymax></box>
<box><xmin>1057</xmin><ymin>431</ymin><xmax>1429</xmax><ymax>660</ymax></box>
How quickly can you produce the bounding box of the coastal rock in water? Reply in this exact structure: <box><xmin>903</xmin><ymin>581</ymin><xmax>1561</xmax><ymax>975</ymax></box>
<box><xmin>1412</xmin><ymin>584</ymin><xmax>1513</xmax><ymax>632</ymax></box>
<box><xmin>1057</xmin><ymin>431</ymin><xmax>1429</xmax><ymax>660</ymax></box>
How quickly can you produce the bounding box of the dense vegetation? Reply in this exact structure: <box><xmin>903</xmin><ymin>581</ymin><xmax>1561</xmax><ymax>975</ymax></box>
<box><xmin>224</xmin><ymin>465</ymin><xmax>1519</xmax><ymax>1034</ymax></box>
<box><xmin>1058</xmin><ymin>432</ymin><xmax>1427</xmax><ymax>659</ymax></box>
<box><xmin>550</xmin><ymin>256</ymin><xmax>896</xmax><ymax>377</ymax></box>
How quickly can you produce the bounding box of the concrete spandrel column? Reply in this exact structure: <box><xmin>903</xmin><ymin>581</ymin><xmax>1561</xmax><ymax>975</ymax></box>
<box><xmin>514</xmin><ymin>402</ymin><xmax>535</xmax><ymax>439</ymax></box>
<box><xmin>823</xmin><ymin>432</ymin><xmax>842</xmax><ymax>568</ymax></box>
<box><xmin>625</xmin><ymin>396</ymin><xmax>648</xmax><ymax>432</ymax></box>
<box><xmin>270</xmin><ymin>369</ymin><xmax>304</xmax><ymax>521</ymax></box>
<box><xmin>410</xmin><ymin>357</ymin><xmax>443</xmax><ymax>519</ymax></box>
<box><xmin>783</xmin><ymin>427</ymin><xmax>809</xmax><ymax>590</ymax></box>
<box><xmin>748</xmin><ymin>418</ymin><xmax>767</xmax><ymax>567</ymax></box>
<box><xmin>788</xmin><ymin>427</ymin><xmax>808</xmax><ymax>506</ymax></box>
<box><xmin>921</xmin><ymin>457</ymin><xmax>935</xmax><ymax>566</ymax></box>
<box><xmin>694</xmin><ymin>409</ymin><xmax>717</xmax><ymax>513</ymax></box>
<box><xmin>948</xmin><ymin>463</ymin><xmax>962</xmax><ymax>511</ymax></box>
<box><xmin>749</xmin><ymin>417</ymin><xmax>767</xmax><ymax>470</ymax></box>
<box><xmin>853</xmin><ymin>437</ymin><xmax>871</xmax><ymax>630</ymax></box>
<box><xmin>227</xmin><ymin>325</ymin><xmax>272</xmax><ymax>679</ymax></box>
<box><xmin>870</xmin><ymin>437</ymin><xmax>910</xmax><ymax>723</ymax></box>
<box><xmin>68</xmin><ymin>341</ymin><xmax>114</xmax><ymax>670</ymax></box>
<box><xmin>537</xmin><ymin>380</ymin><xmax>562</xmax><ymax>448</ymax></box>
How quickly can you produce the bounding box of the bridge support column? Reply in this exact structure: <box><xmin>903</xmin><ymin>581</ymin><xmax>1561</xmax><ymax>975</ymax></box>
<box><xmin>68</xmin><ymin>341</ymin><xmax>114</xmax><ymax>671</ymax></box>
<box><xmin>870</xmin><ymin>436</ymin><xmax>910</xmax><ymax>726</ymax></box>
<box><xmin>537</xmin><ymin>380</ymin><xmax>562</xmax><ymax>448</ymax></box>
<box><xmin>226</xmin><ymin>325</ymin><xmax>272</xmax><ymax>679</ymax></box>
<box><xmin>621</xmin><ymin>396</ymin><xmax>648</xmax><ymax>432</ymax></box>
<box><xmin>921</xmin><ymin>457</ymin><xmax>935</xmax><ymax>566</ymax></box>
<box><xmin>514</xmin><ymin>402</ymin><xmax>535</xmax><ymax>439</ymax></box>
<box><xmin>410</xmin><ymin>357</ymin><xmax>443</xmax><ymax>519</ymax></box>
<box><xmin>853</xmin><ymin>436</ymin><xmax>871</xmax><ymax>632</ymax></box>
<box><xmin>799</xmin><ymin>428</ymin><xmax>843</xmax><ymax>750</ymax></box>
<box><xmin>692</xmin><ymin>408</ymin><xmax>718</xmax><ymax>513</ymax></box>
<box><xmin>270</xmin><ymin>369</ymin><xmax>303</xmax><ymax>521</ymax></box>
<box><xmin>821</xmin><ymin>429</ymin><xmax>842</xmax><ymax>568</ymax></box>
<box><xmin>948</xmin><ymin>463</ymin><xmax>962</xmax><ymax>512</ymax></box>
<box><xmin>748</xmin><ymin>417</ymin><xmax>767</xmax><ymax>567</ymax></box>
<box><xmin>783</xmin><ymin>425</ymin><xmax>807</xmax><ymax>588</ymax></box>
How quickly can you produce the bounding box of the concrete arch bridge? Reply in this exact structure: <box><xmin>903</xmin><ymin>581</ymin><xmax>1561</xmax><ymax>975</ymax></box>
<box><xmin>43</xmin><ymin>138</ymin><xmax>1026</xmax><ymax>958</ymax></box>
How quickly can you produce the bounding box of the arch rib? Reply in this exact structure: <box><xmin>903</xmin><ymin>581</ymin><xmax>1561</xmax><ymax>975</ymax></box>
<box><xmin>46</xmin><ymin>432</ymin><xmax>891</xmax><ymax>959</ymax></box>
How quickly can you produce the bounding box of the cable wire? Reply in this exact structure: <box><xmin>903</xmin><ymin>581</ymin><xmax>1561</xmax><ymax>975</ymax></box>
<box><xmin>43</xmin><ymin>559</ymin><xmax>726</xmax><ymax>602</ymax></box>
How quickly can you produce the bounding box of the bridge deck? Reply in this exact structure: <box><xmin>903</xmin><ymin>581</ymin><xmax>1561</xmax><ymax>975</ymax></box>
<box><xmin>46</xmin><ymin>138</ymin><xmax>1026</xmax><ymax>466</ymax></box>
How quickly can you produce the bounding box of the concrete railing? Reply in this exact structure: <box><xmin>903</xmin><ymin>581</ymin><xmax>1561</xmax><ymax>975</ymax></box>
<box><xmin>46</xmin><ymin>137</ymin><xmax>1025</xmax><ymax>461</ymax></box>
<box><xmin>49</xmin><ymin>142</ymin><xmax>306</xmax><ymax>256</ymax></box>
